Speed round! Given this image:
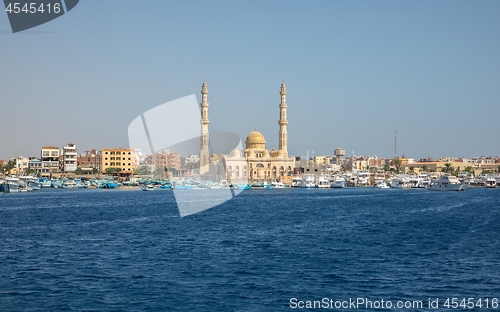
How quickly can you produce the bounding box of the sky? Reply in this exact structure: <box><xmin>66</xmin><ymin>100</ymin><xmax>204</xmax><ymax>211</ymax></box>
<box><xmin>1</xmin><ymin>0</ymin><xmax>499</xmax><ymax>161</ymax></box>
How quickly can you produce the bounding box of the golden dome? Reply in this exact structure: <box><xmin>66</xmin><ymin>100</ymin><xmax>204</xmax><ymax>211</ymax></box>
<box><xmin>245</xmin><ymin>129</ymin><xmax>266</xmax><ymax>149</ymax></box>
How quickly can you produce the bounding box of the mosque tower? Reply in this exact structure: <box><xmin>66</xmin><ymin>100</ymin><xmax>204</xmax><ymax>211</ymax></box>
<box><xmin>278</xmin><ymin>81</ymin><xmax>288</xmax><ymax>157</ymax></box>
<box><xmin>200</xmin><ymin>80</ymin><xmax>210</xmax><ymax>174</ymax></box>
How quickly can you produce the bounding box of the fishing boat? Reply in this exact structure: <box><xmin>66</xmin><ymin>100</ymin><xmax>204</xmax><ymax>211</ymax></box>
<box><xmin>4</xmin><ymin>177</ymin><xmax>20</xmax><ymax>193</ymax></box>
<box><xmin>427</xmin><ymin>174</ymin><xmax>466</xmax><ymax>191</ymax></box>
<box><xmin>142</xmin><ymin>184</ymin><xmax>156</xmax><ymax>191</ymax></box>
<box><xmin>40</xmin><ymin>178</ymin><xmax>52</xmax><ymax>188</ymax></box>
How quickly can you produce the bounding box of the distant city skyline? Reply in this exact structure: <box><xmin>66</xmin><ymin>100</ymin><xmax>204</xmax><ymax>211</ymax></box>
<box><xmin>1</xmin><ymin>1</ymin><xmax>500</xmax><ymax>160</ymax></box>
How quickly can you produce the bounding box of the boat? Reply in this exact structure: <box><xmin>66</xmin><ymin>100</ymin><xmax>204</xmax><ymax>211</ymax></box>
<box><xmin>390</xmin><ymin>175</ymin><xmax>410</xmax><ymax>188</ymax></box>
<box><xmin>315</xmin><ymin>175</ymin><xmax>330</xmax><ymax>188</ymax></box>
<box><xmin>416</xmin><ymin>173</ymin><xmax>431</xmax><ymax>188</ymax></box>
<box><xmin>356</xmin><ymin>170</ymin><xmax>370</xmax><ymax>186</ymax></box>
<box><xmin>271</xmin><ymin>180</ymin><xmax>285</xmax><ymax>188</ymax></box>
<box><xmin>291</xmin><ymin>177</ymin><xmax>301</xmax><ymax>187</ymax></box>
<box><xmin>62</xmin><ymin>180</ymin><xmax>77</xmax><ymax>189</ymax></box>
<box><xmin>4</xmin><ymin>177</ymin><xmax>20</xmax><ymax>193</ymax></box>
<box><xmin>234</xmin><ymin>183</ymin><xmax>251</xmax><ymax>190</ymax></box>
<box><xmin>484</xmin><ymin>177</ymin><xmax>497</xmax><ymax>188</ymax></box>
<box><xmin>427</xmin><ymin>174</ymin><xmax>466</xmax><ymax>191</ymax></box>
<box><xmin>173</xmin><ymin>185</ymin><xmax>194</xmax><ymax>190</ymax></box>
<box><xmin>40</xmin><ymin>178</ymin><xmax>52</xmax><ymax>188</ymax></box>
<box><xmin>299</xmin><ymin>174</ymin><xmax>315</xmax><ymax>188</ymax></box>
<box><xmin>142</xmin><ymin>184</ymin><xmax>156</xmax><ymax>191</ymax></box>
<box><xmin>330</xmin><ymin>175</ymin><xmax>346</xmax><ymax>188</ymax></box>
<box><xmin>373</xmin><ymin>181</ymin><xmax>390</xmax><ymax>188</ymax></box>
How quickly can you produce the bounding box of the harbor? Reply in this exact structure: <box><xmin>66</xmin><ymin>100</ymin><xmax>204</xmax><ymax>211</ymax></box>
<box><xmin>2</xmin><ymin>169</ymin><xmax>499</xmax><ymax>193</ymax></box>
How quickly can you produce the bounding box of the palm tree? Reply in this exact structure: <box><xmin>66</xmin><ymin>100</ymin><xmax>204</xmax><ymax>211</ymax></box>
<box><xmin>4</xmin><ymin>160</ymin><xmax>16</xmax><ymax>175</ymax></box>
<box><xmin>442</xmin><ymin>163</ymin><xmax>454</xmax><ymax>174</ymax></box>
<box><xmin>464</xmin><ymin>166</ymin><xmax>474</xmax><ymax>177</ymax></box>
<box><xmin>422</xmin><ymin>165</ymin><xmax>428</xmax><ymax>172</ymax></box>
<box><xmin>394</xmin><ymin>159</ymin><xmax>402</xmax><ymax>173</ymax></box>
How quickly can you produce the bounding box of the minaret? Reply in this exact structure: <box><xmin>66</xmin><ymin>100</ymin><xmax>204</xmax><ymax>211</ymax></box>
<box><xmin>278</xmin><ymin>81</ymin><xmax>288</xmax><ymax>156</ymax></box>
<box><xmin>200</xmin><ymin>80</ymin><xmax>210</xmax><ymax>174</ymax></box>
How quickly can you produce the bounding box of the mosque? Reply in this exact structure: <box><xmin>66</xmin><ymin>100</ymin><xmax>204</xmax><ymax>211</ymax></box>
<box><xmin>199</xmin><ymin>80</ymin><xmax>295</xmax><ymax>183</ymax></box>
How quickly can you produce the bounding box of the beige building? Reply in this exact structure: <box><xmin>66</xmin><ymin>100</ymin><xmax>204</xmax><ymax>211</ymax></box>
<box><xmin>101</xmin><ymin>148</ymin><xmax>135</xmax><ymax>176</ymax></box>
<box><xmin>399</xmin><ymin>161</ymin><xmax>495</xmax><ymax>175</ymax></box>
<box><xmin>41</xmin><ymin>146</ymin><xmax>60</xmax><ymax>176</ymax></box>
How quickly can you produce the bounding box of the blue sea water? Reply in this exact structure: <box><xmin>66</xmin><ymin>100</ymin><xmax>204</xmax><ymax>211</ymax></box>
<box><xmin>1</xmin><ymin>187</ymin><xmax>500</xmax><ymax>311</ymax></box>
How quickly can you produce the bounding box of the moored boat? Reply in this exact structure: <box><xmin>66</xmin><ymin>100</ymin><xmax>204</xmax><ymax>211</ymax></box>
<box><xmin>300</xmin><ymin>174</ymin><xmax>315</xmax><ymax>188</ymax></box>
<box><xmin>142</xmin><ymin>184</ymin><xmax>156</xmax><ymax>191</ymax></box>
<box><xmin>331</xmin><ymin>175</ymin><xmax>346</xmax><ymax>188</ymax></box>
<box><xmin>4</xmin><ymin>177</ymin><xmax>20</xmax><ymax>193</ymax></box>
<box><xmin>315</xmin><ymin>175</ymin><xmax>330</xmax><ymax>188</ymax></box>
<box><xmin>428</xmin><ymin>174</ymin><xmax>466</xmax><ymax>191</ymax></box>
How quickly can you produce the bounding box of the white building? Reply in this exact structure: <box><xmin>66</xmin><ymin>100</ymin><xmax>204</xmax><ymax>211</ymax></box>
<box><xmin>63</xmin><ymin>143</ymin><xmax>77</xmax><ymax>172</ymax></box>
<box><xmin>185</xmin><ymin>154</ymin><xmax>200</xmax><ymax>164</ymax></box>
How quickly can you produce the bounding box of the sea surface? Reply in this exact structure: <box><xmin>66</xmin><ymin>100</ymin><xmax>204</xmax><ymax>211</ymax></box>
<box><xmin>1</xmin><ymin>187</ymin><xmax>499</xmax><ymax>311</ymax></box>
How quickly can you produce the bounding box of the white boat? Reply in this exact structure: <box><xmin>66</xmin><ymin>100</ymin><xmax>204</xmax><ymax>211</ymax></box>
<box><xmin>373</xmin><ymin>173</ymin><xmax>386</xmax><ymax>184</ymax></box>
<box><xmin>271</xmin><ymin>181</ymin><xmax>285</xmax><ymax>188</ymax></box>
<box><xmin>427</xmin><ymin>174</ymin><xmax>466</xmax><ymax>191</ymax></box>
<box><xmin>4</xmin><ymin>177</ymin><xmax>20</xmax><ymax>193</ymax></box>
<box><xmin>484</xmin><ymin>177</ymin><xmax>497</xmax><ymax>188</ymax></box>
<box><xmin>390</xmin><ymin>175</ymin><xmax>410</xmax><ymax>188</ymax></box>
<box><xmin>315</xmin><ymin>175</ymin><xmax>330</xmax><ymax>188</ymax></box>
<box><xmin>331</xmin><ymin>175</ymin><xmax>346</xmax><ymax>188</ymax></box>
<box><xmin>299</xmin><ymin>174</ymin><xmax>315</xmax><ymax>188</ymax></box>
<box><xmin>373</xmin><ymin>181</ymin><xmax>390</xmax><ymax>188</ymax></box>
<box><xmin>356</xmin><ymin>170</ymin><xmax>370</xmax><ymax>186</ymax></box>
<box><xmin>291</xmin><ymin>177</ymin><xmax>301</xmax><ymax>187</ymax></box>
<box><xmin>416</xmin><ymin>173</ymin><xmax>431</xmax><ymax>188</ymax></box>
<box><xmin>40</xmin><ymin>179</ymin><xmax>52</xmax><ymax>188</ymax></box>
<box><xmin>142</xmin><ymin>184</ymin><xmax>156</xmax><ymax>191</ymax></box>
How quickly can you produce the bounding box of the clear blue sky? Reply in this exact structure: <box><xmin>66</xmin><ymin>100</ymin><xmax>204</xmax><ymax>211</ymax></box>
<box><xmin>1</xmin><ymin>0</ymin><xmax>499</xmax><ymax>160</ymax></box>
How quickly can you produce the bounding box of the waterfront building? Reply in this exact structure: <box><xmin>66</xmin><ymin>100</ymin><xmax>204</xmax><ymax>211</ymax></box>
<box><xmin>101</xmin><ymin>148</ymin><xmax>135</xmax><ymax>176</ymax></box>
<box><xmin>28</xmin><ymin>158</ymin><xmax>42</xmax><ymax>173</ymax></box>
<box><xmin>77</xmin><ymin>149</ymin><xmax>101</xmax><ymax>173</ymax></box>
<box><xmin>166</xmin><ymin>152</ymin><xmax>182</xmax><ymax>171</ymax></box>
<box><xmin>145</xmin><ymin>153</ymin><xmax>167</xmax><ymax>169</ymax></box>
<box><xmin>62</xmin><ymin>143</ymin><xmax>77</xmax><ymax>172</ymax></box>
<box><xmin>41</xmin><ymin>146</ymin><xmax>60</xmax><ymax>176</ymax></box>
